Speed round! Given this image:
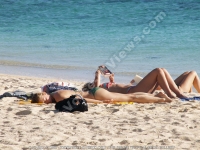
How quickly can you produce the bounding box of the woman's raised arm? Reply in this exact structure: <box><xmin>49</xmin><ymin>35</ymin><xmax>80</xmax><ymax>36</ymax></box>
<box><xmin>93</xmin><ymin>69</ymin><xmax>101</xmax><ymax>87</ymax></box>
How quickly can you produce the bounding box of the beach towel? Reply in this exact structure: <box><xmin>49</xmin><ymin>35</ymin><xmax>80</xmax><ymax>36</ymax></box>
<box><xmin>42</xmin><ymin>82</ymin><xmax>78</xmax><ymax>94</ymax></box>
<box><xmin>0</xmin><ymin>90</ymin><xmax>33</xmax><ymax>100</ymax></box>
<box><xmin>180</xmin><ymin>96</ymin><xmax>200</xmax><ymax>101</ymax></box>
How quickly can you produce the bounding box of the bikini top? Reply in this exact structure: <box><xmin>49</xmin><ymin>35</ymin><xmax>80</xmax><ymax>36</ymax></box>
<box><xmin>100</xmin><ymin>82</ymin><xmax>114</xmax><ymax>89</ymax></box>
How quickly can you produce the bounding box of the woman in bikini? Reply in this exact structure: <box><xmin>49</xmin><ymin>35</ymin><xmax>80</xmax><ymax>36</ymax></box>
<box><xmin>96</xmin><ymin>67</ymin><xmax>198</xmax><ymax>98</ymax></box>
<box><xmin>31</xmin><ymin>74</ymin><xmax>172</xmax><ymax>104</ymax></box>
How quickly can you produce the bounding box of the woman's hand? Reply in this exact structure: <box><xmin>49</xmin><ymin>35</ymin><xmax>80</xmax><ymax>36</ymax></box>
<box><xmin>98</xmin><ymin>65</ymin><xmax>105</xmax><ymax>68</ymax></box>
<box><xmin>95</xmin><ymin>69</ymin><xmax>101</xmax><ymax>75</ymax></box>
<box><xmin>130</xmin><ymin>79</ymin><xmax>135</xmax><ymax>85</ymax></box>
<box><xmin>94</xmin><ymin>69</ymin><xmax>101</xmax><ymax>87</ymax></box>
<box><xmin>103</xmin><ymin>99</ymin><xmax>114</xmax><ymax>103</ymax></box>
<box><xmin>109</xmin><ymin>73</ymin><xmax>115</xmax><ymax>83</ymax></box>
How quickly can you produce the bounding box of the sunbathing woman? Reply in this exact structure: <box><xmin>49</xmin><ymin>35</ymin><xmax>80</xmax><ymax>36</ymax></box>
<box><xmin>31</xmin><ymin>85</ymin><xmax>172</xmax><ymax>104</ymax></box>
<box><xmin>95</xmin><ymin>67</ymin><xmax>190</xmax><ymax>98</ymax></box>
<box><xmin>173</xmin><ymin>71</ymin><xmax>200</xmax><ymax>93</ymax></box>
<box><xmin>106</xmin><ymin>70</ymin><xmax>200</xmax><ymax>94</ymax></box>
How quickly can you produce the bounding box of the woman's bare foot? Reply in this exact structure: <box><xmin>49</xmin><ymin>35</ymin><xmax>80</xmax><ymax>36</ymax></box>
<box><xmin>155</xmin><ymin>92</ymin><xmax>172</xmax><ymax>102</ymax></box>
<box><xmin>176</xmin><ymin>93</ymin><xmax>188</xmax><ymax>99</ymax></box>
<box><xmin>165</xmin><ymin>91</ymin><xmax>177</xmax><ymax>98</ymax></box>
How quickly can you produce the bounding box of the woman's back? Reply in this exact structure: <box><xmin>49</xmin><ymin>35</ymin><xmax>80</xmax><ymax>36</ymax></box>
<box><xmin>100</xmin><ymin>82</ymin><xmax>132</xmax><ymax>94</ymax></box>
<box><xmin>51</xmin><ymin>90</ymin><xmax>76</xmax><ymax>102</ymax></box>
<box><xmin>83</xmin><ymin>87</ymin><xmax>132</xmax><ymax>101</ymax></box>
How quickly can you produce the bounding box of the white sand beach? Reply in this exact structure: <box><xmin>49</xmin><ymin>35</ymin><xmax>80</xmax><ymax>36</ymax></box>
<box><xmin>0</xmin><ymin>73</ymin><xmax>200</xmax><ymax>150</ymax></box>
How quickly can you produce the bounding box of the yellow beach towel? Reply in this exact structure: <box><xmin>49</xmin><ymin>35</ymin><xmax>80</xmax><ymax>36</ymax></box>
<box><xmin>17</xmin><ymin>99</ymin><xmax>44</xmax><ymax>105</ymax></box>
<box><xmin>17</xmin><ymin>100</ymin><xmax>134</xmax><ymax>105</ymax></box>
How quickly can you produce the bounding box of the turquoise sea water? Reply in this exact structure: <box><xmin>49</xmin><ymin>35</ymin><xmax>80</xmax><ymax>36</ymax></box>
<box><xmin>0</xmin><ymin>0</ymin><xmax>200</xmax><ymax>83</ymax></box>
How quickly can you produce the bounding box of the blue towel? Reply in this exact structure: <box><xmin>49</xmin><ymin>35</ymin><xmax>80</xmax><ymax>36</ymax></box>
<box><xmin>44</xmin><ymin>84</ymin><xmax>78</xmax><ymax>94</ymax></box>
<box><xmin>180</xmin><ymin>96</ymin><xmax>200</xmax><ymax>101</ymax></box>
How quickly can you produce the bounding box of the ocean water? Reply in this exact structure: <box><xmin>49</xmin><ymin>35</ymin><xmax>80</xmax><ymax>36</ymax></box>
<box><xmin>0</xmin><ymin>0</ymin><xmax>200</xmax><ymax>83</ymax></box>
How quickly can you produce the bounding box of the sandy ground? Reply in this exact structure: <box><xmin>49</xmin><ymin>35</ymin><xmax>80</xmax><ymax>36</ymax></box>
<box><xmin>0</xmin><ymin>73</ymin><xmax>200</xmax><ymax>150</ymax></box>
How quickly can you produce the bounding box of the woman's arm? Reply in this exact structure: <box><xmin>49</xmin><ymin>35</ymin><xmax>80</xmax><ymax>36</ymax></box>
<box><xmin>109</xmin><ymin>73</ymin><xmax>115</xmax><ymax>83</ymax></box>
<box><xmin>84</xmin><ymin>98</ymin><xmax>112</xmax><ymax>104</ymax></box>
<box><xmin>93</xmin><ymin>69</ymin><xmax>101</xmax><ymax>87</ymax></box>
<box><xmin>84</xmin><ymin>98</ymin><xmax>103</xmax><ymax>103</ymax></box>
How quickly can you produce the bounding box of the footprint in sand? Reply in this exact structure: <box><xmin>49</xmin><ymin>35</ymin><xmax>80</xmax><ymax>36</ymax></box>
<box><xmin>129</xmin><ymin>117</ymin><xmax>138</xmax><ymax>123</ymax></box>
<box><xmin>143</xmin><ymin>116</ymin><xmax>151</xmax><ymax>121</ymax></box>
<box><xmin>7</xmin><ymin>107</ymin><xmax>13</xmax><ymax>111</ymax></box>
<box><xmin>146</xmin><ymin>106</ymin><xmax>156</xmax><ymax>110</ymax></box>
<box><xmin>119</xmin><ymin>140</ymin><xmax>129</xmax><ymax>145</ymax></box>
<box><xmin>91</xmin><ymin>126</ymin><xmax>100</xmax><ymax>130</ymax></box>
<box><xmin>180</xmin><ymin>136</ymin><xmax>193</xmax><ymax>141</ymax></box>
<box><xmin>28</xmin><ymin>85</ymin><xmax>37</xmax><ymax>88</ymax></box>
<box><xmin>132</xmin><ymin>128</ymin><xmax>143</xmax><ymax>132</ymax></box>
<box><xmin>172</xmin><ymin>122</ymin><xmax>180</xmax><ymax>125</ymax></box>
<box><xmin>83</xmin><ymin>121</ymin><xmax>93</xmax><ymax>125</ymax></box>
<box><xmin>98</xmin><ymin>139</ymin><xmax>106</xmax><ymax>142</ymax></box>
<box><xmin>196</xmin><ymin>140</ymin><xmax>200</xmax><ymax>143</ymax></box>
<box><xmin>4</xmin><ymin>86</ymin><xmax>10</xmax><ymax>90</ymax></box>
<box><xmin>111</xmin><ymin>108</ymin><xmax>119</xmax><ymax>113</ymax></box>
<box><xmin>15</xmin><ymin>110</ymin><xmax>32</xmax><ymax>115</ymax></box>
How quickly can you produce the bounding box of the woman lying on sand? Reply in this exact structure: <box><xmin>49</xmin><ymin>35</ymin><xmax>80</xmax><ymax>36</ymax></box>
<box><xmin>143</xmin><ymin>70</ymin><xmax>199</xmax><ymax>94</ymax></box>
<box><xmin>101</xmin><ymin>69</ymin><xmax>200</xmax><ymax>95</ymax></box>
<box><xmin>31</xmin><ymin>85</ymin><xmax>172</xmax><ymax>104</ymax></box>
<box><xmin>172</xmin><ymin>71</ymin><xmax>200</xmax><ymax>93</ymax></box>
<box><xmin>95</xmin><ymin>67</ymin><xmax>194</xmax><ymax>98</ymax></box>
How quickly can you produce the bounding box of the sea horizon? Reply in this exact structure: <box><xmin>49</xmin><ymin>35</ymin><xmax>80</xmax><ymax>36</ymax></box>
<box><xmin>0</xmin><ymin>0</ymin><xmax>199</xmax><ymax>83</ymax></box>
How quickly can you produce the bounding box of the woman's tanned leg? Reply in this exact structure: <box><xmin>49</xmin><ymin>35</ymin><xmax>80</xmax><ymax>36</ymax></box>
<box><xmin>160</xmin><ymin>68</ymin><xmax>187</xmax><ymax>98</ymax></box>
<box><xmin>175</xmin><ymin>71</ymin><xmax>200</xmax><ymax>93</ymax></box>
<box><xmin>94</xmin><ymin>88</ymin><xmax>170</xmax><ymax>103</ymax></box>
<box><xmin>129</xmin><ymin>68</ymin><xmax>177</xmax><ymax>98</ymax></box>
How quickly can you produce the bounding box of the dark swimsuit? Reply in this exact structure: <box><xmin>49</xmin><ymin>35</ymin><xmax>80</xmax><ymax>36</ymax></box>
<box><xmin>89</xmin><ymin>87</ymin><xmax>100</xmax><ymax>98</ymax></box>
<box><xmin>126</xmin><ymin>85</ymin><xmax>135</xmax><ymax>93</ymax></box>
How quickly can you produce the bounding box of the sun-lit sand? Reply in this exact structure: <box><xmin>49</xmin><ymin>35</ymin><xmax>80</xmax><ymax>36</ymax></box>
<box><xmin>0</xmin><ymin>73</ymin><xmax>200</xmax><ymax>150</ymax></box>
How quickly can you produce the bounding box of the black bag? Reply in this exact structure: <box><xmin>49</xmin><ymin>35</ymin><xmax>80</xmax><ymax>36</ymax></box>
<box><xmin>55</xmin><ymin>95</ymin><xmax>88</xmax><ymax>112</ymax></box>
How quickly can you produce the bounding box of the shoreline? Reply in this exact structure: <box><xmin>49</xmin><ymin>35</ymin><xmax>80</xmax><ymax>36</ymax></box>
<box><xmin>0</xmin><ymin>67</ymin><xmax>199</xmax><ymax>94</ymax></box>
<box><xmin>0</xmin><ymin>65</ymin><xmax>146</xmax><ymax>84</ymax></box>
<box><xmin>0</xmin><ymin>65</ymin><xmax>92</xmax><ymax>83</ymax></box>
<box><xmin>1</xmin><ymin>64</ymin><xmax>199</xmax><ymax>86</ymax></box>
<box><xmin>0</xmin><ymin>72</ymin><xmax>85</xmax><ymax>95</ymax></box>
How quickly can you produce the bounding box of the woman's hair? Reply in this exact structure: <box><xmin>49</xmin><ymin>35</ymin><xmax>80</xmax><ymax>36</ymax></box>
<box><xmin>82</xmin><ymin>82</ymin><xmax>93</xmax><ymax>91</ymax></box>
<box><xmin>31</xmin><ymin>93</ymin><xmax>43</xmax><ymax>103</ymax></box>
